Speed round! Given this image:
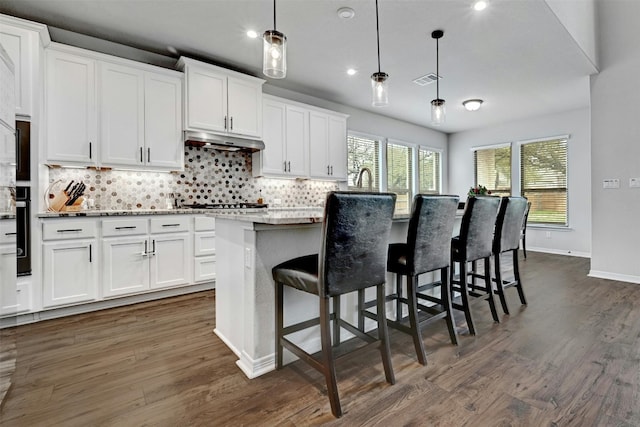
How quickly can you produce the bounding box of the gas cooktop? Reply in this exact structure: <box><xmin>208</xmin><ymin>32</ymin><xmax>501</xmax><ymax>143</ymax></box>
<box><xmin>183</xmin><ymin>202</ymin><xmax>269</xmax><ymax>210</ymax></box>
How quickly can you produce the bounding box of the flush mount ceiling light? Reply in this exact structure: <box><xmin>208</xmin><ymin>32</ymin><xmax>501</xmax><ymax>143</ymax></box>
<box><xmin>473</xmin><ymin>0</ymin><xmax>488</xmax><ymax>11</ymax></box>
<box><xmin>431</xmin><ymin>29</ymin><xmax>445</xmax><ymax>125</ymax></box>
<box><xmin>371</xmin><ymin>0</ymin><xmax>389</xmax><ymax>107</ymax></box>
<box><xmin>463</xmin><ymin>99</ymin><xmax>483</xmax><ymax>111</ymax></box>
<box><xmin>263</xmin><ymin>0</ymin><xmax>287</xmax><ymax>79</ymax></box>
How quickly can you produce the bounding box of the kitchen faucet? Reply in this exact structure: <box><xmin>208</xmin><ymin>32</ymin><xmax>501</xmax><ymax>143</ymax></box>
<box><xmin>356</xmin><ymin>167</ymin><xmax>373</xmax><ymax>191</ymax></box>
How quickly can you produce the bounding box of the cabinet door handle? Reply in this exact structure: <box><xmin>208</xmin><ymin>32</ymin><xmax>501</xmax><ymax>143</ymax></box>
<box><xmin>283</xmin><ymin>161</ymin><xmax>287</xmax><ymax>173</ymax></box>
<box><xmin>162</xmin><ymin>223</ymin><xmax>180</xmax><ymax>227</ymax></box>
<box><xmin>224</xmin><ymin>116</ymin><xmax>227</xmax><ymax>130</ymax></box>
<box><xmin>89</xmin><ymin>142</ymin><xmax>92</xmax><ymax>159</ymax></box>
<box><xmin>230</xmin><ymin>116</ymin><xmax>233</xmax><ymax>130</ymax></box>
<box><xmin>147</xmin><ymin>147</ymin><xmax>151</xmax><ymax>163</ymax></box>
<box><xmin>115</xmin><ymin>226</ymin><xmax>137</xmax><ymax>230</ymax></box>
<box><xmin>89</xmin><ymin>244</ymin><xmax>92</xmax><ymax>263</ymax></box>
<box><xmin>57</xmin><ymin>229</ymin><xmax>82</xmax><ymax>233</ymax></box>
<box><xmin>327</xmin><ymin>165</ymin><xmax>330</xmax><ymax>175</ymax></box>
<box><xmin>287</xmin><ymin>161</ymin><xmax>291</xmax><ymax>172</ymax></box>
<box><xmin>140</xmin><ymin>147</ymin><xmax>143</xmax><ymax>163</ymax></box>
<box><xmin>142</xmin><ymin>240</ymin><xmax>148</xmax><ymax>256</ymax></box>
<box><xmin>149</xmin><ymin>239</ymin><xmax>156</xmax><ymax>256</ymax></box>
<box><xmin>330</xmin><ymin>165</ymin><xmax>333</xmax><ymax>175</ymax></box>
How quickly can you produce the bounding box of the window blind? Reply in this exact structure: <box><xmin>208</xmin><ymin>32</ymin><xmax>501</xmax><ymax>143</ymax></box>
<box><xmin>520</xmin><ymin>138</ymin><xmax>568</xmax><ymax>225</ymax></box>
<box><xmin>347</xmin><ymin>134</ymin><xmax>380</xmax><ymax>190</ymax></box>
<box><xmin>474</xmin><ymin>145</ymin><xmax>512</xmax><ymax>196</ymax></box>
<box><xmin>418</xmin><ymin>148</ymin><xmax>441</xmax><ymax>194</ymax></box>
<box><xmin>387</xmin><ymin>142</ymin><xmax>413</xmax><ymax>214</ymax></box>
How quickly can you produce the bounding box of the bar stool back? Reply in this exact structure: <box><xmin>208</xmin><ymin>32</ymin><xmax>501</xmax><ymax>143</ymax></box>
<box><xmin>450</xmin><ymin>196</ymin><xmax>501</xmax><ymax>335</ymax></box>
<box><xmin>365</xmin><ymin>195</ymin><xmax>459</xmax><ymax>365</ymax></box>
<box><xmin>272</xmin><ymin>191</ymin><xmax>396</xmax><ymax>418</ymax></box>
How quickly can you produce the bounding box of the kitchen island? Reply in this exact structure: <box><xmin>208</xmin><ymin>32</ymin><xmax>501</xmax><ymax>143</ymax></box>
<box><xmin>212</xmin><ymin>208</ymin><xmax>423</xmax><ymax>379</ymax></box>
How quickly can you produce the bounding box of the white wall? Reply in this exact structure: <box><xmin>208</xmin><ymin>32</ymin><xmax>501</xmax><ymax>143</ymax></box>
<box><xmin>545</xmin><ymin>0</ymin><xmax>598</xmax><ymax>70</ymax></box>
<box><xmin>589</xmin><ymin>1</ymin><xmax>640</xmax><ymax>283</ymax></box>
<box><xmin>448</xmin><ymin>106</ymin><xmax>591</xmax><ymax>257</ymax></box>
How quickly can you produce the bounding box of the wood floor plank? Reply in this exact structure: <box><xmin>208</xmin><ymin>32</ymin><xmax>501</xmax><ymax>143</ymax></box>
<box><xmin>2</xmin><ymin>252</ymin><xmax>640</xmax><ymax>425</ymax></box>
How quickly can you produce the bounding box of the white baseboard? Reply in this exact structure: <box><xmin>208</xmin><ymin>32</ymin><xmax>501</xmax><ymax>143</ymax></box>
<box><xmin>588</xmin><ymin>270</ymin><xmax>640</xmax><ymax>284</ymax></box>
<box><xmin>526</xmin><ymin>247</ymin><xmax>591</xmax><ymax>258</ymax></box>
<box><xmin>236</xmin><ymin>350</ymin><xmax>275</xmax><ymax>379</ymax></box>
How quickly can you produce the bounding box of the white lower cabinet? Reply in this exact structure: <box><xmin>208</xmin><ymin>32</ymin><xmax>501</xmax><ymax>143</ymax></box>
<box><xmin>101</xmin><ymin>216</ymin><xmax>191</xmax><ymax>298</ymax></box>
<box><xmin>41</xmin><ymin>219</ymin><xmax>99</xmax><ymax>309</ymax></box>
<box><xmin>193</xmin><ymin>216</ymin><xmax>216</xmax><ymax>283</ymax></box>
<box><xmin>0</xmin><ymin>220</ymin><xmax>25</xmax><ymax>316</ymax></box>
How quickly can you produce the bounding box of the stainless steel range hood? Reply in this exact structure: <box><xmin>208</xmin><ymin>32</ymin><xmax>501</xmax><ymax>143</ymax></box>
<box><xmin>184</xmin><ymin>131</ymin><xmax>265</xmax><ymax>152</ymax></box>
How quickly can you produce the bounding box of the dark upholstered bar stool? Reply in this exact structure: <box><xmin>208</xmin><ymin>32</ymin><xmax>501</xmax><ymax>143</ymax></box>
<box><xmin>272</xmin><ymin>191</ymin><xmax>396</xmax><ymax>418</ymax></box>
<box><xmin>520</xmin><ymin>201</ymin><xmax>531</xmax><ymax>259</ymax></box>
<box><xmin>450</xmin><ymin>196</ymin><xmax>501</xmax><ymax>335</ymax></box>
<box><xmin>361</xmin><ymin>195</ymin><xmax>459</xmax><ymax>365</ymax></box>
<box><xmin>491</xmin><ymin>197</ymin><xmax>529</xmax><ymax>314</ymax></box>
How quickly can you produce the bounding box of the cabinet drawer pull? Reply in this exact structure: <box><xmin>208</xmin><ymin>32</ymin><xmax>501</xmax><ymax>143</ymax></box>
<box><xmin>162</xmin><ymin>223</ymin><xmax>180</xmax><ymax>227</ymax></box>
<box><xmin>115</xmin><ymin>226</ymin><xmax>137</xmax><ymax>230</ymax></box>
<box><xmin>5</xmin><ymin>232</ymin><xmax>16</xmax><ymax>236</ymax></box>
<box><xmin>89</xmin><ymin>244</ymin><xmax>92</xmax><ymax>263</ymax></box>
<box><xmin>57</xmin><ymin>229</ymin><xmax>83</xmax><ymax>233</ymax></box>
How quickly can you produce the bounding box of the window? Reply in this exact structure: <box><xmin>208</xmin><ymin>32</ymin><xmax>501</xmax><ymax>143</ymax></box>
<box><xmin>347</xmin><ymin>133</ymin><xmax>380</xmax><ymax>191</ymax></box>
<box><xmin>387</xmin><ymin>142</ymin><xmax>413</xmax><ymax>214</ymax></box>
<box><xmin>520</xmin><ymin>137</ymin><xmax>568</xmax><ymax>225</ymax></box>
<box><xmin>418</xmin><ymin>148</ymin><xmax>441</xmax><ymax>194</ymax></box>
<box><xmin>474</xmin><ymin>145</ymin><xmax>511</xmax><ymax>196</ymax></box>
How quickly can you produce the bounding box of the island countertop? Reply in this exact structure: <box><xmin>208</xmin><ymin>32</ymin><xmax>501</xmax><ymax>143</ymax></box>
<box><xmin>209</xmin><ymin>207</ymin><xmax>412</xmax><ymax>225</ymax></box>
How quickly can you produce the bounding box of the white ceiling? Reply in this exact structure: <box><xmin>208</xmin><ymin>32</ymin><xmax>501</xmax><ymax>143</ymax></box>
<box><xmin>0</xmin><ymin>0</ymin><xmax>596</xmax><ymax>134</ymax></box>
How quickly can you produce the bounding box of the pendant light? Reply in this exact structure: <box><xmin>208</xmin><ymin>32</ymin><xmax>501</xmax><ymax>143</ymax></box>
<box><xmin>431</xmin><ymin>30</ymin><xmax>445</xmax><ymax>125</ymax></box>
<box><xmin>263</xmin><ymin>0</ymin><xmax>287</xmax><ymax>79</ymax></box>
<box><xmin>371</xmin><ymin>0</ymin><xmax>388</xmax><ymax>107</ymax></box>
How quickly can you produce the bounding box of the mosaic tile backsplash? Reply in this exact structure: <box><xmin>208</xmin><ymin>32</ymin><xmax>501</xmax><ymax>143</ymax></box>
<box><xmin>47</xmin><ymin>146</ymin><xmax>339</xmax><ymax>210</ymax></box>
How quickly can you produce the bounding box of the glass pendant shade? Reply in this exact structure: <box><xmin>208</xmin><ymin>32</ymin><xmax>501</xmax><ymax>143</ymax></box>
<box><xmin>431</xmin><ymin>98</ymin><xmax>446</xmax><ymax>125</ymax></box>
<box><xmin>263</xmin><ymin>30</ymin><xmax>287</xmax><ymax>79</ymax></box>
<box><xmin>371</xmin><ymin>72</ymin><xmax>389</xmax><ymax>107</ymax></box>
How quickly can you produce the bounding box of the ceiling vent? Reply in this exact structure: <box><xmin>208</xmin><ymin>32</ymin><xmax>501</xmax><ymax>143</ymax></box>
<box><xmin>413</xmin><ymin>73</ymin><xmax>440</xmax><ymax>86</ymax></box>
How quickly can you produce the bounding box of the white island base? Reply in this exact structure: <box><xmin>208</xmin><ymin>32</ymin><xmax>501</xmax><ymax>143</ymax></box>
<box><xmin>213</xmin><ymin>210</ymin><xmax>411</xmax><ymax>379</ymax></box>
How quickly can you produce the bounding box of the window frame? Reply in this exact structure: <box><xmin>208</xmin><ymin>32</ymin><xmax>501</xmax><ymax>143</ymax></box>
<box><xmin>346</xmin><ymin>131</ymin><xmax>384</xmax><ymax>191</ymax></box>
<box><xmin>416</xmin><ymin>146</ymin><xmax>443</xmax><ymax>195</ymax></box>
<box><xmin>472</xmin><ymin>142</ymin><xmax>513</xmax><ymax>197</ymax></box>
<box><xmin>517</xmin><ymin>135</ymin><xmax>569</xmax><ymax>227</ymax></box>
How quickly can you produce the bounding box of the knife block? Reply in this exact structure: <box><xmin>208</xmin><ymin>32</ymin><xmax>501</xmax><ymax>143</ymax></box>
<box><xmin>48</xmin><ymin>191</ymin><xmax>84</xmax><ymax>212</ymax></box>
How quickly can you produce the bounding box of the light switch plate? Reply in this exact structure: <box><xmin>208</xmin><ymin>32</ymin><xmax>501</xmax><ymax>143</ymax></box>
<box><xmin>603</xmin><ymin>179</ymin><xmax>620</xmax><ymax>189</ymax></box>
<box><xmin>630</xmin><ymin>177</ymin><xmax>640</xmax><ymax>188</ymax></box>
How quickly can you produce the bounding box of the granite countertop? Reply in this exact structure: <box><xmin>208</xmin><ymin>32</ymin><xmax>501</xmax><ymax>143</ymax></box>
<box><xmin>37</xmin><ymin>208</ymin><xmax>216</xmax><ymax>218</ymax></box>
<box><xmin>210</xmin><ymin>207</ymin><xmax>413</xmax><ymax>225</ymax></box>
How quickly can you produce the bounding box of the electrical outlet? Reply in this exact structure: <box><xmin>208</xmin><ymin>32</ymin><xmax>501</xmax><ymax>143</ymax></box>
<box><xmin>272</xmin><ymin>198</ymin><xmax>282</xmax><ymax>205</ymax></box>
<box><xmin>630</xmin><ymin>177</ymin><xmax>640</xmax><ymax>188</ymax></box>
<box><xmin>545</xmin><ymin>231</ymin><xmax>551</xmax><ymax>239</ymax></box>
<box><xmin>603</xmin><ymin>179</ymin><xmax>620</xmax><ymax>189</ymax></box>
<box><xmin>244</xmin><ymin>247</ymin><xmax>252</xmax><ymax>268</ymax></box>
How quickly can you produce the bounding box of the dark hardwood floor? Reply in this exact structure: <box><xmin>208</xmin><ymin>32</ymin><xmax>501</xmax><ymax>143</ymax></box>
<box><xmin>1</xmin><ymin>252</ymin><xmax>639</xmax><ymax>426</ymax></box>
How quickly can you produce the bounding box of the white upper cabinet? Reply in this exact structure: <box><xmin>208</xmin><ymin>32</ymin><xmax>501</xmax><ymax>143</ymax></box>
<box><xmin>178</xmin><ymin>57</ymin><xmax>264</xmax><ymax>139</ymax></box>
<box><xmin>254</xmin><ymin>96</ymin><xmax>308</xmax><ymax>177</ymax></box>
<box><xmin>45</xmin><ymin>43</ymin><xmax>183</xmax><ymax>170</ymax></box>
<box><xmin>0</xmin><ymin>14</ymin><xmax>49</xmax><ymax>119</ymax></box>
<box><xmin>309</xmin><ymin>110</ymin><xmax>348</xmax><ymax>180</ymax></box>
<box><xmin>100</xmin><ymin>62</ymin><xmax>145</xmax><ymax>167</ymax></box>
<box><xmin>99</xmin><ymin>61</ymin><xmax>182</xmax><ymax>170</ymax></box>
<box><xmin>45</xmin><ymin>47</ymin><xmax>98</xmax><ymax>165</ymax></box>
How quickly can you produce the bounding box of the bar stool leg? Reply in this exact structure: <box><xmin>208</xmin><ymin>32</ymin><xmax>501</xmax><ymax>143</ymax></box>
<box><xmin>377</xmin><ymin>283</ymin><xmax>396</xmax><ymax>384</ymax></box>
<box><xmin>458</xmin><ymin>261</ymin><xmax>476</xmax><ymax>336</ymax></box>
<box><xmin>494</xmin><ymin>252</ymin><xmax>510</xmax><ymax>315</ymax></box>
<box><xmin>320</xmin><ymin>295</ymin><xmax>341</xmax><ymax>418</ymax></box>
<box><xmin>513</xmin><ymin>249</ymin><xmax>528</xmax><ymax>305</ymax></box>
<box><xmin>406</xmin><ymin>274</ymin><xmax>427</xmax><ymax>365</ymax></box>
<box><xmin>333</xmin><ymin>296</ymin><xmax>341</xmax><ymax>346</ymax></box>
<box><xmin>395</xmin><ymin>273</ymin><xmax>403</xmax><ymax>323</ymax></box>
<box><xmin>357</xmin><ymin>289</ymin><xmax>365</xmax><ymax>332</ymax></box>
<box><xmin>275</xmin><ymin>281</ymin><xmax>284</xmax><ymax>370</ymax></box>
<box><xmin>484</xmin><ymin>257</ymin><xmax>500</xmax><ymax>323</ymax></box>
<box><xmin>441</xmin><ymin>267</ymin><xmax>458</xmax><ymax>345</ymax></box>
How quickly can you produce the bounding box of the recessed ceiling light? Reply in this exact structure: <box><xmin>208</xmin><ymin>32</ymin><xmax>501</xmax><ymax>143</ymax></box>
<box><xmin>337</xmin><ymin>7</ymin><xmax>355</xmax><ymax>19</ymax></box>
<box><xmin>347</xmin><ymin>68</ymin><xmax>357</xmax><ymax>76</ymax></box>
<box><xmin>473</xmin><ymin>1</ymin><xmax>488</xmax><ymax>11</ymax></box>
<box><xmin>463</xmin><ymin>99</ymin><xmax>484</xmax><ymax>111</ymax></box>
<box><xmin>247</xmin><ymin>30</ymin><xmax>259</xmax><ymax>39</ymax></box>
